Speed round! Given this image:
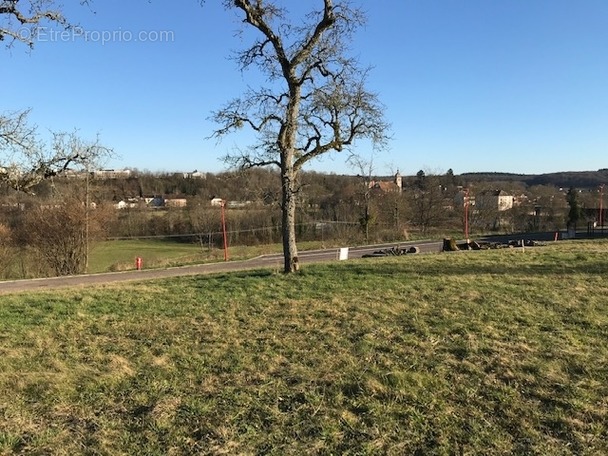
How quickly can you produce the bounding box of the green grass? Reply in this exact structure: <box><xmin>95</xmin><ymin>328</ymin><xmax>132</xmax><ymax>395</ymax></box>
<box><xmin>88</xmin><ymin>239</ymin><xmax>331</xmax><ymax>273</ymax></box>
<box><xmin>1</xmin><ymin>240</ymin><xmax>607</xmax><ymax>454</ymax></box>
<box><xmin>88</xmin><ymin>239</ymin><xmax>208</xmax><ymax>272</ymax></box>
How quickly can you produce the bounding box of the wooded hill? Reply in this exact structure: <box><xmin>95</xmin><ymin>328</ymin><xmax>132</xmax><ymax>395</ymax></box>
<box><xmin>459</xmin><ymin>169</ymin><xmax>608</xmax><ymax>189</ymax></box>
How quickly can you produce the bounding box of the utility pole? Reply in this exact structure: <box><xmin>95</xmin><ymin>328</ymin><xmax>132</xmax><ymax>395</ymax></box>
<box><xmin>85</xmin><ymin>163</ymin><xmax>90</xmax><ymax>273</ymax></box>
<box><xmin>464</xmin><ymin>188</ymin><xmax>470</xmax><ymax>243</ymax></box>
<box><xmin>220</xmin><ymin>200</ymin><xmax>229</xmax><ymax>261</ymax></box>
<box><xmin>600</xmin><ymin>184</ymin><xmax>605</xmax><ymax>229</ymax></box>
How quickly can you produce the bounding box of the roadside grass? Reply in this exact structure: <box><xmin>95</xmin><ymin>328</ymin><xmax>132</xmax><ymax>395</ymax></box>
<box><xmin>88</xmin><ymin>239</ymin><xmax>331</xmax><ymax>273</ymax></box>
<box><xmin>88</xmin><ymin>239</ymin><xmax>208</xmax><ymax>272</ymax></box>
<box><xmin>1</xmin><ymin>240</ymin><xmax>607</xmax><ymax>454</ymax></box>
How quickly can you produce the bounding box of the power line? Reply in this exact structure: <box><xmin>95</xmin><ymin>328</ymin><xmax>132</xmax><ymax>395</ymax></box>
<box><xmin>106</xmin><ymin>220</ymin><xmax>360</xmax><ymax>241</ymax></box>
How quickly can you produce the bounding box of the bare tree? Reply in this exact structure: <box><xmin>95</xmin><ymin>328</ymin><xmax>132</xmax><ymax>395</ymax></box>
<box><xmin>0</xmin><ymin>221</ymin><xmax>15</xmax><ymax>277</ymax></box>
<box><xmin>21</xmin><ymin>196</ymin><xmax>113</xmax><ymax>276</ymax></box>
<box><xmin>0</xmin><ymin>110</ymin><xmax>111</xmax><ymax>193</ymax></box>
<box><xmin>0</xmin><ymin>109</ymin><xmax>39</xmax><ymax>191</ymax></box>
<box><xmin>0</xmin><ymin>0</ymin><xmax>90</xmax><ymax>48</ymax></box>
<box><xmin>209</xmin><ymin>0</ymin><xmax>390</xmax><ymax>273</ymax></box>
<box><xmin>407</xmin><ymin>170</ymin><xmax>446</xmax><ymax>234</ymax></box>
<box><xmin>347</xmin><ymin>152</ymin><xmax>376</xmax><ymax>243</ymax></box>
<box><xmin>1</xmin><ymin>119</ymin><xmax>112</xmax><ymax>274</ymax></box>
<box><xmin>526</xmin><ymin>185</ymin><xmax>567</xmax><ymax>231</ymax></box>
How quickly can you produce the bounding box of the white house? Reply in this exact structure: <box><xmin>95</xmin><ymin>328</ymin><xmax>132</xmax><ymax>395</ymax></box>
<box><xmin>476</xmin><ymin>190</ymin><xmax>514</xmax><ymax>211</ymax></box>
<box><xmin>210</xmin><ymin>197</ymin><xmax>224</xmax><ymax>207</ymax></box>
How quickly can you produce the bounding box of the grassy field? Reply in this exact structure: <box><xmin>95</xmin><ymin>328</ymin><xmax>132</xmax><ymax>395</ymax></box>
<box><xmin>4</xmin><ymin>239</ymin><xmax>311</xmax><ymax>278</ymax></box>
<box><xmin>1</xmin><ymin>240</ymin><xmax>607</xmax><ymax>454</ymax></box>
<box><xmin>88</xmin><ymin>239</ymin><xmax>210</xmax><ymax>273</ymax></box>
<box><xmin>87</xmin><ymin>239</ymin><xmax>331</xmax><ymax>273</ymax></box>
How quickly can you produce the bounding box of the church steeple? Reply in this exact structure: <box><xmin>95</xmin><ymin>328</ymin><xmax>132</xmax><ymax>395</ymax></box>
<box><xmin>395</xmin><ymin>170</ymin><xmax>402</xmax><ymax>192</ymax></box>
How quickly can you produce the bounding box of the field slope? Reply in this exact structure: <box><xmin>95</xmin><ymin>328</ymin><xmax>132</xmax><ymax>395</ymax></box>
<box><xmin>1</xmin><ymin>240</ymin><xmax>607</xmax><ymax>455</ymax></box>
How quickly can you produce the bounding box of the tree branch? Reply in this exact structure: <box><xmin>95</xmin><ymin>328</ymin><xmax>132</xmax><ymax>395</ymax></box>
<box><xmin>1</xmin><ymin>0</ymin><xmax>91</xmax><ymax>48</ymax></box>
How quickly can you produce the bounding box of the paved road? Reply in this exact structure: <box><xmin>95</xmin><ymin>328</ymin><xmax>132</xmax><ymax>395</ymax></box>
<box><xmin>0</xmin><ymin>240</ymin><xmax>443</xmax><ymax>295</ymax></box>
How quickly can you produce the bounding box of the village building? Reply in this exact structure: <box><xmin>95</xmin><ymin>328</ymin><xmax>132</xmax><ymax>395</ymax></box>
<box><xmin>183</xmin><ymin>170</ymin><xmax>207</xmax><ymax>179</ymax></box>
<box><xmin>476</xmin><ymin>190</ymin><xmax>514</xmax><ymax>211</ymax></box>
<box><xmin>368</xmin><ymin>171</ymin><xmax>403</xmax><ymax>193</ymax></box>
<box><xmin>93</xmin><ymin>169</ymin><xmax>132</xmax><ymax>179</ymax></box>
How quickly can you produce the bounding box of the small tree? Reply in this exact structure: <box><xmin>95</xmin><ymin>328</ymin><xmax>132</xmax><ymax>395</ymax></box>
<box><xmin>209</xmin><ymin>0</ymin><xmax>390</xmax><ymax>272</ymax></box>
<box><xmin>1</xmin><ymin>122</ymin><xmax>112</xmax><ymax>275</ymax></box>
<box><xmin>347</xmin><ymin>153</ymin><xmax>377</xmax><ymax>243</ymax></box>
<box><xmin>21</xmin><ymin>196</ymin><xmax>112</xmax><ymax>276</ymax></box>
<box><xmin>0</xmin><ymin>222</ymin><xmax>15</xmax><ymax>277</ymax></box>
<box><xmin>407</xmin><ymin>171</ymin><xmax>446</xmax><ymax>234</ymax></box>
<box><xmin>566</xmin><ymin>186</ymin><xmax>582</xmax><ymax>230</ymax></box>
<box><xmin>525</xmin><ymin>185</ymin><xmax>568</xmax><ymax>232</ymax></box>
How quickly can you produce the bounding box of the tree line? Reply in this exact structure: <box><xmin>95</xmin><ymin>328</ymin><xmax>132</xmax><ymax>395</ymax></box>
<box><xmin>2</xmin><ymin>166</ymin><xmax>602</xmax><ymax>278</ymax></box>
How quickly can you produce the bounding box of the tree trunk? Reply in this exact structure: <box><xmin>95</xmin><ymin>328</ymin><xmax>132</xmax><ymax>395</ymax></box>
<box><xmin>279</xmin><ymin>78</ymin><xmax>301</xmax><ymax>273</ymax></box>
<box><xmin>364</xmin><ymin>203</ymin><xmax>370</xmax><ymax>243</ymax></box>
<box><xmin>281</xmin><ymin>167</ymin><xmax>299</xmax><ymax>273</ymax></box>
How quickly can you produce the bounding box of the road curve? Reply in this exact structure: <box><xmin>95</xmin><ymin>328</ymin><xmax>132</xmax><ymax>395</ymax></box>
<box><xmin>0</xmin><ymin>240</ymin><xmax>442</xmax><ymax>295</ymax></box>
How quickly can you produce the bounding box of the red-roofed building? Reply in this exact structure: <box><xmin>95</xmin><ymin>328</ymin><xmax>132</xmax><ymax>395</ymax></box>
<box><xmin>369</xmin><ymin>172</ymin><xmax>403</xmax><ymax>194</ymax></box>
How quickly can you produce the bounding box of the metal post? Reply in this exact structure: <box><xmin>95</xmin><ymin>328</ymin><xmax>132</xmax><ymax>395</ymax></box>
<box><xmin>85</xmin><ymin>164</ymin><xmax>90</xmax><ymax>273</ymax></box>
<box><xmin>600</xmin><ymin>184</ymin><xmax>604</xmax><ymax>229</ymax></box>
<box><xmin>464</xmin><ymin>188</ymin><xmax>470</xmax><ymax>243</ymax></box>
<box><xmin>221</xmin><ymin>200</ymin><xmax>229</xmax><ymax>261</ymax></box>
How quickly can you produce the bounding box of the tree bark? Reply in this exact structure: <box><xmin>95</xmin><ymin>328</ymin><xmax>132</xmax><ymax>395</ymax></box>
<box><xmin>280</xmin><ymin>76</ymin><xmax>301</xmax><ymax>273</ymax></box>
<box><xmin>281</xmin><ymin>165</ymin><xmax>299</xmax><ymax>273</ymax></box>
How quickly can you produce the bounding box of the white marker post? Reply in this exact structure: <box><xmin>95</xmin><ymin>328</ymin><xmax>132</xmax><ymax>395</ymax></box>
<box><xmin>338</xmin><ymin>248</ymin><xmax>349</xmax><ymax>261</ymax></box>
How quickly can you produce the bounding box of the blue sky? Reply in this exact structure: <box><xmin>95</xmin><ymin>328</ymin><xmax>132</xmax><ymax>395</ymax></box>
<box><xmin>2</xmin><ymin>0</ymin><xmax>607</xmax><ymax>176</ymax></box>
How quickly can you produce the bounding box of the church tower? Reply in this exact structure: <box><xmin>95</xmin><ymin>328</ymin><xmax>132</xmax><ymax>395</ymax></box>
<box><xmin>395</xmin><ymin>170</ymin><xmax>402</xmax><ymax>192</ymax></box>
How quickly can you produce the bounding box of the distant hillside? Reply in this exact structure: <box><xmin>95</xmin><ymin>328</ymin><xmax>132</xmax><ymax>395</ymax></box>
<box><xmin>459</xmin><ymin>169</ymin><xmax>608</xmax><ymax>189</ymax></box>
